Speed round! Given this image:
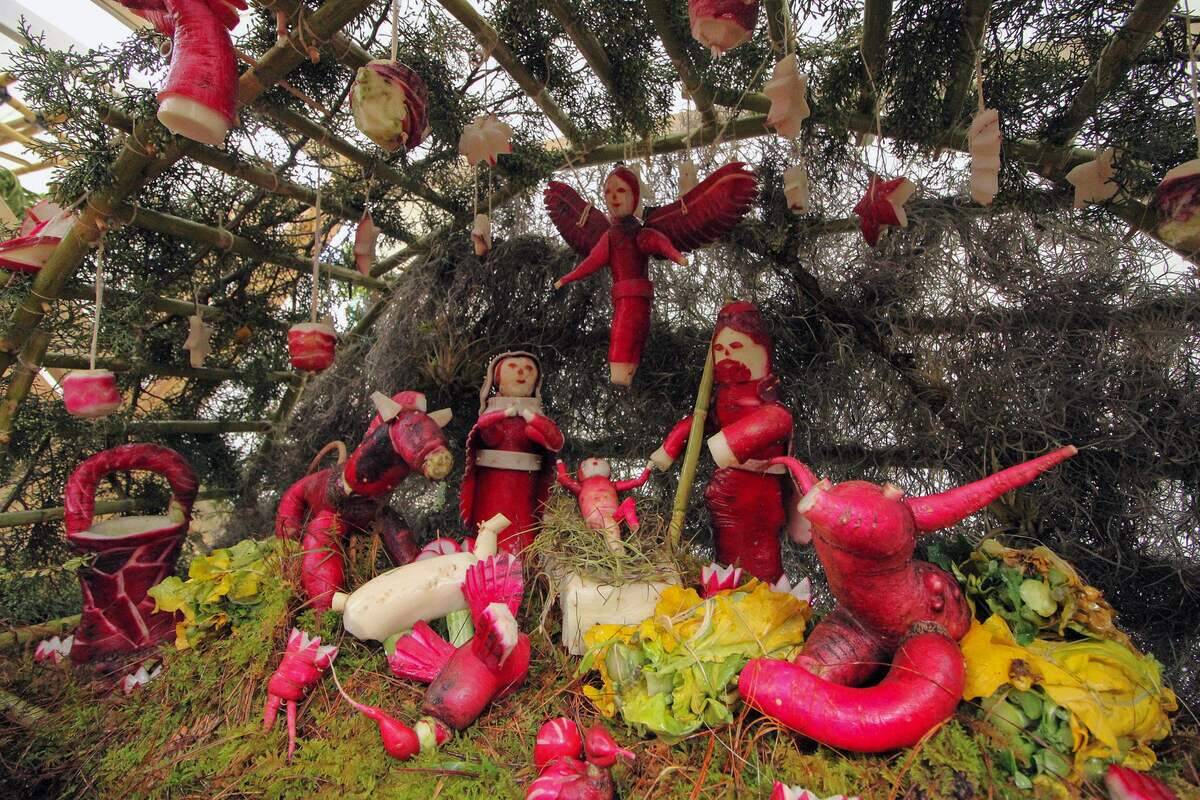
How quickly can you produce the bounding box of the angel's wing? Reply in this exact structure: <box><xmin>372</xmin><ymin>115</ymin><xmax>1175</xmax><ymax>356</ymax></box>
<box><xmin>643</xmin><ymin>162</ymin><xmax>757</xmax><ymax>252</ymax></box>
<box><xmin>543</xmin><ymin>181</ymin><xmax>608</xmax><ymax>255</ymax></box>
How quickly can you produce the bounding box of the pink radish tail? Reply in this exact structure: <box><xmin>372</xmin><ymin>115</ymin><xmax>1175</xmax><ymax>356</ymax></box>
<box><xmin>462</xmin><ymin>553</ymin><xmax>524</xmax><ymax>620</ymax></box>
<box><xmin>904</xmin><ymin>445</ymin><xmax>1077</xmax><ymax>533</ymax></box>
<box><xmin>329</xmin><ymin>663</ymin><xmax>377</xmax><ymax>719</ymax></box>
<box><xmin>275</xmin><ymin>476</ymin><xmax>313</xmax><ymax>540</ymax></box>
<box><xmin>388</xmin><ymin>621</ymin><xmax>455</xmax><ymax>683</ymax></box>
<box><xmin>769</xmin><ymin>456</ymin><xmax>820</xmax><ymax>493</ymax></box>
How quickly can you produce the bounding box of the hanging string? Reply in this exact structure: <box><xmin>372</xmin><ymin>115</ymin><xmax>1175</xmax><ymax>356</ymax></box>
<box><xmin>310</xmin><ymin>157</ymin><xmax>322</xmax><ymax>324</ymax></box>
<box><xmin>472</xmin><ymin>164</ymin><xmax>479</xmax><ymax>218</ymax></box>
<box><xmin>390</xmin><ymin>0</ymin><xmax>400</xmax><ymax>64</ymax></box>
<box><xmin>488</xmin><ymin>167</ymin><xmax>493</xmax><ymax>218</ymax></box>
<box><xmin>89</xmin><ymin>240</ymin><xmax>104</xmax><ymax>371</ymax></box>
<box><xmin>1185</xmin><ymin>0</ymin><xmax>1200</xmax><ymax>158</ymax></box>
<box><xmin>975</xmin><ymin>46</ymin><xmax>986</xmax><ymax>114</ymax></box>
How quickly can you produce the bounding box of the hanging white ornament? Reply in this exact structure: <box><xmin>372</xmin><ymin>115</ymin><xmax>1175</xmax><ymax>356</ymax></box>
<box><xmin>678</xmin><ymin>160</ymin><xmax>700</xmax><ymax>194</ymax></box>
<box><xmin>184</xmin><ymin>314</ymin><xmax>214</xmax><ymax>368</ymax></box>
<box><xmin>763</xmin><ymin>54</ymin><xmax>810</xmax><ymax>139</ymax></box>
<box><xmin>471</xmin><ymin>213</ymin><xmax>492</xmax><ymax>257</ymax></box>
<box><xmin>968</xmin><ymin>108</ymin><xmax>1001</xmax><ymax>206</ymax></box>
<box><xmin>354</xmin><ymin>209</ymin><xmax>381</xmax><ymax>276</ymax></box>
<box><xmin>783</xmin><ymin>164</ymin><xmax>811</xmax><ymax>213</ymax></box>
<box><xmin>1065</xmin><ymin>147</ymin><xmax>1119</xmax><ymax>209</ymax></box>
<box><xmin>458</xmin><ymin>114</ymin><xmax>513</xmax><ymax>166</ymax></box>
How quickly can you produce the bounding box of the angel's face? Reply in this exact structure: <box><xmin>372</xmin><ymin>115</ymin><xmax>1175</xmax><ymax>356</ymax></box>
<box><xmin>712</xmin><ymin>327</ymin><xmax>768</xmax><ymax>383</ymax></box>
<box><xmin>580</xmin><ymin>458</ymin><xmax>611</xmax><ymax>479</ymax></box>
<box><xmin>604</xmin><ymin>173</ymin><xmax>637</xmax><ymax>218</ymax></box>
<box><xmin>496</xmin><ymin>356</ymin><xmax>538</xmax><ymax>397</ymax></box>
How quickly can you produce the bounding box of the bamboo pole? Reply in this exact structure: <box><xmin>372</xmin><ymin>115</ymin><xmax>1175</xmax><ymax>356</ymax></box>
<box><xmin>434</xmin><ymin>0</ymin><xmax>587</xmax><ymax>147</ymax></box>
<box><xmin>253</xmin><ymin>101</ymin><xmax>461</xmax><ymax>216</ymax></box>
<box><xmin>939</xmin><ymin>0</ymin><xmax>992</xmax><ymax>131</ymax></box>
<box><xmin>100</xmin><ymin>106</ymin><xmax>417</xmax><ymax>243</ymax></box>
<box><xmin>0</xmin><ymin>489</ymin><xmax>235</xmax><ymax>529</ymax></box>
<box><xmin>0</xmin><ymin>689</ymin><xmax>47</xmax><ymax>729</ymax></box>
<box><xmin>645</xmin><ymin>0</ymin><xmax>720</xmax><ymax>127</ymax></box>
<box><xmin>122</xmin><ymin>420</ymin><xmax>273</xmax><ymax>435</ymax></box>
<box><xmin>1042</xmin><ymin>0</ymin><xmax>1177</xmax><ymax>149</ymax></box>
<box><xmin>40</xmin><ymin>353</ymin><xmax>300</xmax><ymax>385</ymax></box>
<box><xmin>115</xmin><ymin>203</ymin><xmax>388</xmax><ymax>291</ymax></box>
<box><xmin>58</xmin><ymin>284</ymin><xmax>289</xmax><ymax>330</ymax></box>
<box><xmin>668</xmin><ymin>341</ymin><xmax>716</xmax><ymax>549</ymax></box>
<box><xmin>0</xmin><ymin>615</ymin><xmax>80</xmax><ymax>650</ymax></box>
<box><xmin>544</xmin><ymin>1</ymin><xmax>620</xmax><ymax>100</ymax></box>
<box><xmin>764</xmin><ymin>0</ymin><xmax>792</xmax><ymax>53</ymax></box>
<box><xmin>0</xmin><ymin>331</ymin><xmax>48</xmax><ymax>449</ymax></box>
<box><xmin>12</xmin><ymin>157</ymin><xmax>63</xmax><ymax>176</ymax></box>
<box><xmin>856</xmin><ymin>0</ymin><xmax>894</xmax><ymax>131</ymax></box>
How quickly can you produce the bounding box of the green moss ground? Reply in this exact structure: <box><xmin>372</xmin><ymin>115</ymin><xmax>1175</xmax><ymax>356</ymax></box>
<box><xmin>1</xmin><ymin>554</ymin><xmax>1197</xmax><ymax>800</ymax></box>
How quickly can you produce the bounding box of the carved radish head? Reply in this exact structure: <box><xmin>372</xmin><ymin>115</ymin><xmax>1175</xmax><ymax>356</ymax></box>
<box><xmin>368</xmin><ymin>390</ymin><xmax>454</xmax><ymax>480</ymax></box>
<box><xmin>604</xmin><ymin>166</ymin><xmax>640</xmax><ymax>219</ymax></box>
<box><xmin>579</xmin><ymin>457</ymin><xmax>611</xmax><ymax>479</ymax></box>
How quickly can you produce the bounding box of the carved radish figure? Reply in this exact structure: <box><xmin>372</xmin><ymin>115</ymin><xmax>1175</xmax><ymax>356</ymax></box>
<box><xmin>545</xmin><ymin>164</ymin><xmax>757</xmax><ymax>385</ymax></box>
<box><xmin>461</xmin><ymin>352</ymin><xmax>564</xmax><ymax>553</ymax></box>
<box><xmin>275</xmin><ymin>390</ymin><xmax>453</xmax><ymax>609</ymax></box>
<box><xmin>556</xmin><ymin>457</ymin><xmax>652</xmax><ymax>552</ymax></box>
<box><xmin>738</xmin><ymin>445</ymin><xmax>1078</xmax><ymax>751</ymax></box>
<box><xmin>65</xmin><ymin>444</ymin><xmax>198</xmax><ymax>663</ymax></box>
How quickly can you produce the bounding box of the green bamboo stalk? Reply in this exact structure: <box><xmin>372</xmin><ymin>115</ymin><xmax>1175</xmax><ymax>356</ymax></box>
<box><xmin>0</xmin><ymin>615</ymin><xmax>80</xmax><ymax>650</ymax></box>
<box><xmin>544</xmin><ymin>0</ymin><xmax>619</xmax><ymax>99</ymax></box>
<box><xmin>668</xmin><ymin>341</ymin><xmax>716</xmax><ymax>549</ymax></box>
<box><xmin>40</xmin><ymin>353</ymin><xmax>299</xmax><ymax>385</ymax></box>
<box><xmin>0</xmin><ymin>330</ymin><xmax>48</xmax><ymax>449</ymax></box>
<box><xmin>644</xmin><ymin>0</ymin><xmax>719</xmax><ymax>127</ymax></box>
<box><xmin>0</xmin><ymin>489</ymin><xmax>234</xmax><ymax>528</ymax></box>
<box><xmin>434</xmin><ymin>0</ymin><xmax>586</xmax><ymax>147</ymax></box>
<box><xmin>120</xmin><ymin>420</ymin><xmax>273</xmax><ymax>435</ymax></box>
<box><xmin>764</xmin><ymin>0</ymin><xmax>792</xmax><ymax>52</ymax></box>
<box><xmin>939</xmin><ymin>0</ymin><xmax>992</xmax><ymax>132</ymax></box>
<box><xmin>0</xmin><ymin>688</ymin><xmax>47</xmax><ymax>728</ymax></box>
<box><xmin>58</xmin><ymin>284</ymin><xmax>288</xmax><ymax>330</ymax></box>
<box><xmin>857</xmin><ymin>0</ymin><xmax>894</xmax><ymax>125</ymax></box>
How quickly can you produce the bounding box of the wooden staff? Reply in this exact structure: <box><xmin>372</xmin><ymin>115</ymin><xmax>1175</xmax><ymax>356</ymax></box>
<box><xmin>668</xmin><ymin>337</ymin><xmax>716</xmax><ymax>549</ymax></box>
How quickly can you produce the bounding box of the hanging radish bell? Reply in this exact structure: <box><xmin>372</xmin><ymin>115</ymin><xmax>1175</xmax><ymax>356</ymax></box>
<box><xmin>472</xmin><ymin>213</ymin><xmax>492</xmax><ymax>257</ymax></box>
<box><xmin>65</xmin><ymin>444</ymin><xmax>198</xmax><ymax>663</ymax></box>
<box><xmin>354</xmin><ymin>210</ymin><xmax>381</xmax><ymax>276</ymax></box>
<box><xmin>853</xmin><ymin>175</ymin><xmax>916</xmax><ymax>246</ymax></box>
<box><xmin>288</xmin><ymin>322</ymin><xmax>337</xmax><ymax>373</ymax></box>
<box><xmin>61</xmin><ymin>370</ymin><xmax>123</xmax><ymax>419</ymax></box>
<box><xmin>0</xmin><ymin>202</ymin><xmax>77</xmax><ymax>273</ymax></box>
<box><xmin>115</xmin><ymin>0</ymin><xmax>246</xmax><ymax>146</ymax></box>
<box><xmin>689</xmin><ymin>0</ymin><xmax>761</xmax><ymax>57</ymax></box>
<box><xmin>678</xmin><ymin>160</ymin><xmax>699</xmax><ymax>194</ymax></box>
<box><xmin>351</xmin><ymin>60</ymin><xmax>430</xmax><ymax>152</ymax></box>
<box><xmin>1153</xmin><ymin>159</ymin><xmax>1200</xmax><ymax>254</ymax></box>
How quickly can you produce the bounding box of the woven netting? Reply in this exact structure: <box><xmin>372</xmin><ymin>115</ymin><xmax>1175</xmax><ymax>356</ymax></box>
<box><xmin>240</xmin><ymin>140</ymin><xmax>1200</xmax><ymax>710</ymax></box>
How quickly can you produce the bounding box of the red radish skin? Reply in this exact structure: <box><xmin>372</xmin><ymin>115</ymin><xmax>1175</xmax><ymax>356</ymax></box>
<box><xmin>534</xmin><ymin>717</ymin><xmax>584</xmax><ymax>771</ymax></box>
<box><xmin>297</xmin><ymin>509</ymin><xmax>346</xmax><ymax>610</ymax></box>
<box><xmin>526</xmin><ymin>756</ymin><xmax>615</xmax><ymax>800</ymax></box>
<box><xmin>330</xmin><ymin>666</ymin><xmax>422</xmax><ymax>760</ymax></box>
<box><xmin>739</xmin><ymin>629</ymin><xmax>965</xmax><ymax>752</ymax></box>
<box><xmin>581</xmin><ymin>725</ymin><xmax>634</xmax><ymax>768</ymax></box>
<box><xmin>688</xmin><ymin>0</ymin><xmax>761</xmax><ymax>56</ymax></box>
<box><xmin>1105</xmin><ymin>764</ymin><xmax>1179</xmax><ymax>800</ymax></box>
<box><xmin>263</xmin><ymin>629</ymin><xmax>337</xmax><ymax>761</ymax></box>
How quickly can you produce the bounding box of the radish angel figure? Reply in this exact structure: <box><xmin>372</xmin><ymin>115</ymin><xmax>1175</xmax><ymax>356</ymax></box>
<box><xmin>556</xmin><ymin>457</ymin><xmax>653</xmax><ymax>553</ymax></box>
<box><xmin>545</xmin><ymin>163</ymin><xmax>758</xmax><ymax>386</ymax></box>
<box><xmin>652</xmin><ymin>301</ymin><xmax>799</xmax><ymax>582</ymax></box>
<box><xmin>461</xmin><ymin>352</ymin><xmax>565</xmax><ymax>554</ymax></box>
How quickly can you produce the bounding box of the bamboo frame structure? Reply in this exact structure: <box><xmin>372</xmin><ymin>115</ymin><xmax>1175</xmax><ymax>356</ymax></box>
<box><xmin>0</xmin><ymin>489</ymin><xmax>234</xmax><ymax>529</ymax></box>
<box><xmin>40</xmin><ymin>354</ymin><xmax>299</xmax><ymax>385</ymax></box>
<box><xmin>0</xmin><ymin>0</ymin><xmax>1190</xmax><ymax>525</ymax></box>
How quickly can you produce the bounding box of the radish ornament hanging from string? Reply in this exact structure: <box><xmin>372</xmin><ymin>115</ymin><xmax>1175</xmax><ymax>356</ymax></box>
<box><xmin>351</xmin><ymin>0</ymin><xmax>430</xmax><ymax>152</ymax></box>
<box><xmin>354</xmin><ymin>182</ymin><xmax>380</xmax><ymax>276</ymax></box>
<box><xmin>183</xmin><ymin>291</ymin><xmax>213</xmax><ymax>368</ymax></box>
<box><xmin>689</xmin><ymin>0</ymin><xmax>761</xmax><ymax>57</ymax></box>
<box><xmin>288</xmin><ymin>161</ymin><xmax>336</xmax><ymax>373</ymax></box>
<box><xmin>459</xmin><ymin>53</ymin><xmax>513</xmax><ymax>258</ymax></box>
<box><xmin>968</xmin><ymin>51</ymin><xmax>1001</xmax><ymax>206</ymax></box>
<box><xmin>763</xmin><ymin>54</ymin><xmax>810</xmax><ymax>139</ymax></box>
<box><xmin>545</xmin><ymin>163</ymin><xmax>758</xmax><ymax>385</ymax></box>
<box><xmin>853</xmin><ymin>175</ymin><xmax>916</xmax><ymax>246</ymax></box>
<box><xmin>1065</xmin><ymin>147</ymin><xmax>1119</xmax><ymax>209</ymax></box>
<box><xmin>0</xmin><ymin>200</ymin><xmax>78</xmax><ymax>273</ymax></box>
<box><xmin>1153</xmin><ymin>0</ymin><xmax>1200</xmax><ymax>254</ymax></box>
<box><xmin>62</xmin><ymin>240</ymin><xmax>123</xmax><ymax>419</ymax></box>
<box><xmin>115</xmin><ymin>0</ymin><xmax>246</xmax><ymax>146</ymax></box>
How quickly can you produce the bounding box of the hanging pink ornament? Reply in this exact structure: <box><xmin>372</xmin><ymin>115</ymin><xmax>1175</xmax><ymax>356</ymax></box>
<box><xmin>61</xmin><ymin>370</ymin><xmax>123</xmax><ymax>419</ymax></box>
<box><xmin>783</xmin><ymin>164</ymin><xmax>810</xmax><ymax>213</ymax></box>
<box><xmin>351</xmin><ymin>60</ymin><xmax>430</xmax><ymax>152</ymax></box>
<box><xmin>459</xmin><ymin>114</ymin><xmax>513</xmax><ymax>167</ymax></box>
<box><xmin>968</xmin><ymin>108</ymin><xmax>1001</xmax><ymax>206</ymax></box>
<box><xmin>1065</xmin><ymin>147</ymin><xmax>1118</xmax><ymax>209</ymax></box>
<box><xmin>354</xmin><ymin>209</ymin><xmax>381</xmax><ymax>276</ymax></box>
<box><xmin>763</xmin><ymin>54</ymin><xmax>810</xmax><ymax>139</ymax></box>
<box><xmin>288</xmin><ymin>322</ymin><xmax>337</xmax><ymax>372</ymax></box>
<box><xmin>0</xmin><ymin>202</ymin><xmax>77</xmax><ymax>273</ymax></box>
<box><xmin>853</xmin><ymin>175</ymin><xmax>916</xmax><ymax>246</ymax></box>
<box><xmin>184</xmin><ymin>314</ymin><xmax>213</xmax><ymax>368</ymax></box>
<box><xmin>689</xmin><ymin>0</ymin><xmax>761</xmax><ymax>57</ymax></box>
<box><xmin>471</xmin><ymin>213</ymin><xmax>493</xmax><ymax>257</ymax></box>
<box><xmin>1153</xmin><ymin>158</ymin><xmax>1200</xmax><ymax>254</ymax></box>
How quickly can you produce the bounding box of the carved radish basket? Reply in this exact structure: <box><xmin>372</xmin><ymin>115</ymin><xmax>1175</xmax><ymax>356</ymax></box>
<box><xmin>65</xmin><ymin>444</ymin><xmax>198</xmax><ymax>664</ymax></box>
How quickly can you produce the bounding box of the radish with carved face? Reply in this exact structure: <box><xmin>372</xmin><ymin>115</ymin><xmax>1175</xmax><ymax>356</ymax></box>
<box><xmin>556</xmin><ymin>457</ymin><xmax>653</xmax><ymax>552</ymax></box>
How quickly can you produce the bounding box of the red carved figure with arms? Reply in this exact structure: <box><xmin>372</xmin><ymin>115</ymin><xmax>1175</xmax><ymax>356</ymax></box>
<box><xmin>556</xmin><ymin>457</ymin><xmax>653</xmax><ymax>552</ymax></box>
<box><xmin>65</xmin><ymin>443</ymin><xmax>198</xmax><ymax>664</ymax></box>
<box><xmin>652</xmin><ymin>302</ymin><xmax>796</xmax><ymax>582</ymax></box>
<box><xmin>275</xmin><ymin>391</ymin><xmax>453</xmax><ymax>610</ymax></box>
<box><xmin>461</xmin><ymin>352</ymin><xmax>564</xmax><ymax>553</ymax></box>
<box><xmin>738</xmin><ymin>445</ymin><xmax>1077</xmax><ymax>752</ymax></box>
<box><xmin>545</xmin><ymin>163</ymin><xmax>757</xmax><ymax>385</ymax></box>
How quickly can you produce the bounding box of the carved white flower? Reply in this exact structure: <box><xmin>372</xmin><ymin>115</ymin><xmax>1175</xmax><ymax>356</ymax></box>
<box><xmin>459</xmin><ymin>114</ymin><xmax>513</xmax><ymax>167</ymax></box>
<box><xmin>1065</xmin><ymin>147</ymin><xmax>1119</xmax><ymax>209</ymax></box>
<box><xmin>763</xmin><ymin>54</ymin><xmax>810</xmax><ymax>139</ymax></box>
<box><xmin>184</xmin><ymin>314</ymin><xmax>214</xmax><ymax>368</ymax></box>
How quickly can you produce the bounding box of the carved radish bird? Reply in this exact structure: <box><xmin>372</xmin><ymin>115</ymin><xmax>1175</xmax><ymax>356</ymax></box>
<box><xmin>275</xmin><ymin>391</ymin><xmax>453</xmax><ymax>609</ymax></box>
<box><xmin>738</xmin><ymin>445</ymin><xmax>1077</xmax><ymax>752</ymax></box>
<box><xmin>545</xmin><ymin>164</ymin><xmax>757</xmax><ymax>385</ymax></box>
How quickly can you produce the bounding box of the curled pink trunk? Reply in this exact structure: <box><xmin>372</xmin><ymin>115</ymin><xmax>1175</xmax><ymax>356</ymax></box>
<box><xmin>738</xmin><ymin>630</ymin><xmax>965</xmax><ymax>752</ymax></box>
